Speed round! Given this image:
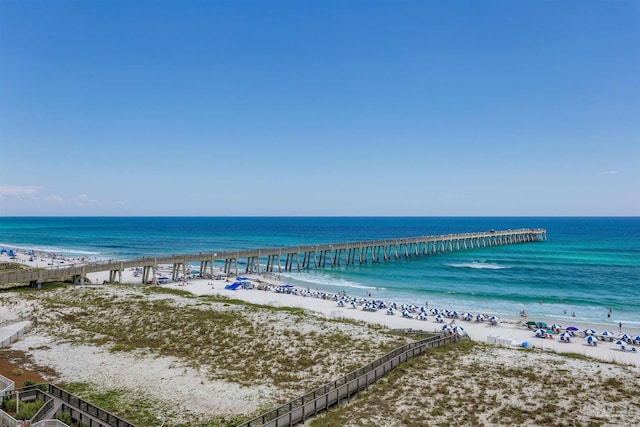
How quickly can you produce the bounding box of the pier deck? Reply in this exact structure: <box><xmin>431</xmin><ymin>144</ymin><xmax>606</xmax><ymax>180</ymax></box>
<box><xmin>0</xmin><ymin>228</ymin><xmax>546</xmax><ymax>286</ymax></box>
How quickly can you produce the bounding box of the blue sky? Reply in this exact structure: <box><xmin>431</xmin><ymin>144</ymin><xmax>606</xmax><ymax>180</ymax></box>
<box><xmin>0</xmin><ymin>0</ymin><xmax>638</xmax><ymax>216</ymax></box>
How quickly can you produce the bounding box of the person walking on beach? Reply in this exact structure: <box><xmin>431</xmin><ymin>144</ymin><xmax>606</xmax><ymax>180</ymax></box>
<box><xmin>619</xmin><ymin>321</ymin><xmax>622</xmax><ymax>331</ymax></box>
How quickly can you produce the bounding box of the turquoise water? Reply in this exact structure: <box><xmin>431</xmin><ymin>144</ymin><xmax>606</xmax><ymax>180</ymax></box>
<box><xmin>0</xmin><ymin>217</ymin><xmax>638</xmax><ymax>328</ymax></box>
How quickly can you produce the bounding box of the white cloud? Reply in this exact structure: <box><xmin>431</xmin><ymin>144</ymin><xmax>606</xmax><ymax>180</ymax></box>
<box><xmin>44</xmin><ymin>195</ymin><xmax>65</xmax><ymax>203</ymax></box>
<box><xmin>70</xmin><ymin>193</ymin><xmax>99</xmax><ymax>206</ymax></box>
<box><xmin>604</xmin><ymin>170</ymin><xmax>619</xmax><ymax>174</ymax></box>
<box><xmin>0</xmin><ymin>185</ymin><xmax>40</xmax><ymax>196</ymax></box>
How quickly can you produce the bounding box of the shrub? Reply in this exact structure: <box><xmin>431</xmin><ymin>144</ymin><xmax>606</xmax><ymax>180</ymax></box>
<box><xmin>23</xmin><ymin>380</ymin><xmax>36</xmax><ymax>388</ymax></box>
<box><xmin>11</xmin><ymin>368</ymin><xmax>24</xmax><ymax>376</ymax></box>
<box><xmin>56</xmin><ymin>411</ymin><xmax>73</xmax><ymax>424</ymax></box>
<box><xmin>14</xmin><ymin>400</ymin><xmax>44</xmax><ymax>420</ymax></box>
<box><xmin>2</xmin><ymin>398</ymin><xmax>17</xmax><ymax>412</ymax></box>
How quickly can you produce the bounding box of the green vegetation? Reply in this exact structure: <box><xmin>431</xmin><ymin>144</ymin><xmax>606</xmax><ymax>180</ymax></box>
<box><xmin>309</xmin><ymin>340</ymin><xmax>639</xmax><ymax>427</ymax></box>
<box><xmin>12</xmin><ymin>284</ymin><xmax>413</xmax><ymax>426</ymax></box>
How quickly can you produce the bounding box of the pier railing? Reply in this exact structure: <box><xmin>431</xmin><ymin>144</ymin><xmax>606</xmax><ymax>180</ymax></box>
<box><xmin>237</xmin><ymin>333</ymin><xmax>461</xmax><ymax>427</ymax></box>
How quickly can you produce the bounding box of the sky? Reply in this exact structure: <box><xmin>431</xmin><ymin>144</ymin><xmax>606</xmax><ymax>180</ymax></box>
<box><xmin>0</xmin><ymin>0</ymin><xmax>638</xmax><ymax>216</ymax></box>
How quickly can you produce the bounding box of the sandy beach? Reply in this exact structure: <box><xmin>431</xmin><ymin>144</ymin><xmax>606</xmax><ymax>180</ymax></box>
<box><xmin>2</xmin><ymin>250</ymin><xmax>639</xmax><ymax>367</ymax></box>
<box><xmin>2</xmin><ymin>251</ymin><xmax>640</xmax><ymax>425</ymax></box>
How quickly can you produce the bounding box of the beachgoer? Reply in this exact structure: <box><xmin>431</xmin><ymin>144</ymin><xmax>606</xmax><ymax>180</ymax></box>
<box><xmin>571</xmin><ymin>312</ymin><xmax>575</xmax><ymax>317</ymax></box>
<box><xmin>619</xmin><ymin>321</ymin><xmax>622</xmax><ymax>331</ymax></box>
<box><xmin>563</xmin><ymin>309</ymin><xmax>567</xmax><ymax>315</ymax></box>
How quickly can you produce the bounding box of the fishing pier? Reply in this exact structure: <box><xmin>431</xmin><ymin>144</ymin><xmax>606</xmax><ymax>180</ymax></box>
<box><xmin>0</xmin><ymin>228</ymin><xmax>546</xmax><ymax>287</ymax></box>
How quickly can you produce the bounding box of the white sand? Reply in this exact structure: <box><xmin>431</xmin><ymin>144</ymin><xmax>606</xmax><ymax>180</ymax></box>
<box><xmin>2</xmin><ymin>249</ymin><xmax>638</xmax><ymax>367</ymax></box>
<box><xmin>158</xmin><ymin>275</ymin><xmax>640</xmax><ymax>367</ymax></box>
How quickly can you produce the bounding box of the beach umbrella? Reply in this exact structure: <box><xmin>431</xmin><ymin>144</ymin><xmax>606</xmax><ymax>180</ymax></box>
<box><xmin>583</xmin><ymin>329</ymin><xmax>597</xmax><ymax>336</ymax></box>
<box><xmin>618</xmin><ymin>334</ymin><xmax>631</xmax><ymax>341</ymax></box>
<box><xmin>442</xmin><ymin>324</ymin><xmax>453</xmax><ymax>331</ymax></box>
<box><xmin>337</xmin><ymin>300</ymin><xmax>344</xmax><ymax>307</ymax></box>
<box><xmin>526</xmin><ymin>321</ymin><xmax>537</xmax><ymax>328</ymax></box>
<box><xmin>585</xmin><ymin>335</ymin><xmax>598</xmax><ymax>345</ymax></box>
<box><xmin>550</xmin><ymin>324</ymin><xmax>562</xmax><ymax>331</ymax></box>
<box><xmin>435</xmin><ymin>314</ymin><xmax>444</xmax><ymax>323</ymax></box>
<box><xmin>546</xmin><ymin>329</ymin><xmax>556</xmax><ymax>335</ymax></box>
<box><xmin>566</xmin><ymin>326</ymin><xmax>578</xmax><ymax>331</ymax></box>
<box><xmin>451</xmin><ymin>310</ymin><xmax>459</xmax><ymax>318</ymax></box>
<box><xmin>419</xmin><ymin>306</ymin><xmax>427</xmax><ymax>313</ymax></box>
<box><xmin>475</xmin><ymin>314</ymin><xmax>485</xmax><ymax>322</ymax></box>
<box><xmin>453</xmin><ymin>326</ymin><xmax>466</xmax><ymax>335</ymax></box>
<box><xmin>430</xmin><ymin>308</ymin><xmax>439</xmax><ymax>315</ymax></box>
<box><xmin>537</xmin><ymin>322</ymin><xmax>548</xmax><ymax>329</ymax></box>
<box><xmin>614</xmin><ymin>340</ymin><xmax>626</xmax><ymax>346</ymax></box>
<box><xmin>633</xmin><ymin>336</ymin><xmax>640</xmax><ymax>344</ymax></box>
<box><xmin>559</xmin><ymin>332</ymin><xmax>572</xmax><ymax>342</ymax></box>
<box><xmin>601</xmin><ymin>331</ymin><xmax>615</xmax><ymax>338</ymax></box>
<box><xmin>533</xmin><ymin>329</ymin><xmax>546</xmax><ymax>336</ymax></box>
<box><xmin>386</xmin><ymin>307</ymin><xmax>395</xmax><ymax>315</ymax></box>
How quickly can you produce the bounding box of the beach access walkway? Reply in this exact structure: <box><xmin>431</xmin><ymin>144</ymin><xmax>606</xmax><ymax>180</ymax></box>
<box><xmin>0</xmin><ymin>228</ymin><xmax>546</xmax><ymax>287</ymax></box>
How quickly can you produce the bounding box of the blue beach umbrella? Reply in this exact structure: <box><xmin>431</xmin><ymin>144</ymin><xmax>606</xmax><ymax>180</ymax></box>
<box><xmin>585</xmin><ymin>335</ymin><xmax>598</xmax><ymax>345</ymax></box>
<box><xmin>601</xmin><ymin>331</ymin><xmax>615</xmax><ymax>338</ymax></box>
<box><xmin>442</xmin><ymin>324</ymin><xmax>452</xmax><ymax>331</ymax></box>
<box><xmin>618</xmin><ymin>334</ymin><xmax>631</xmax><ymax>341</ymax></box>
<box><xmin>453</xmin><ymin>326</ymin><xmax>466</xmax><ymax>335</ymax></box>
<box><xmin>435</xmin><ymin>314</ymin><xmax>444</xmax><ymax>323</ymax></box>
<box><xmin>550</xmin><ymin>324</ymin><xmax>562</xmax><ymax>331</ymax></box>
<box><xmin>533</xmin><ymin>329</ymin><xmax>546</xmax><ymax>336</ymax></box>
<box><xmin>430</xmin><ymin>308</ymin><xmax>440</xmax><ymax>315</ymax></box>
<box><xmin>566</xmin><ymin>326</ymin><xmax>579</xmax><ymax>332</ymax></box>
<box><xmin>559</xmin><ymin>332</ymin><xmax>572</xmax><ymax>341</ymax></box>
<box><xmin>614</xmin><ymin>340</ymin><xmax>626</xmax><ymax>347</ymax></box>
<box><xmin>633</xmin><ymin>336</ymin><xmax>640</xmax><ymax>344</ymax></box>
<box><xmin>476</xmin><ymin>314</ymin><xmax>485</xmax><ymax>322</ymax></box>
<box><xmin>583</xmin><ymin>329</ymin><xmax>597</xmax><ymax>336</ymax></box>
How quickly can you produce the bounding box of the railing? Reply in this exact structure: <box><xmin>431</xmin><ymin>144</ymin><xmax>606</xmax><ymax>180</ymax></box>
<box><xmin>237</xmin><ymin>333</ymin><xmax>460</xmax><ymax>427</ymax></box>
<box><xmin>32</xmin><ymin>421</ymin><xmax>69</xmax><ymax>427</ymax></box>
<box><xmin>30</xmin><ymin>389</ymin><xmax>55</xmax><ymax>423</ymax></box>
<box><xmin>47</xmin><ymin>384</ymin><xmax>136</xmax><ymax>427</ymax></box>
<box><xmin>0</xmin><ymin>321</ymin><xmax>33</xmax><ymax>349</ymax></box>
<box><xmin>0</xmin><ymin>316</ymin><xmax>33</xmax><ymax>329</ymax></box>
<box><xmin>0</xmin><ymin>409</ymin><xmax>18</xmax><ymax>427</ymax></box>
<box><xmin>0</xmin><ymin>373</ymin><xmax>14</xmax><ymax>395</ymax></box>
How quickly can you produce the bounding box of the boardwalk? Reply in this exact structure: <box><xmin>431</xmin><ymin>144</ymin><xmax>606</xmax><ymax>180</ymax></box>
<box><xmin>0</xmin><ymin>228</ymin><xmax>546</xmax><ymax>286</ymax></box>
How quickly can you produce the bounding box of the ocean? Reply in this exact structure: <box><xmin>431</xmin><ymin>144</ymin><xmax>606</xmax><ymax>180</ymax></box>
<box><xmin>0</xmin><ymin>216</ymin><xmax>638</xmax><ymax>328</ymax></box>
